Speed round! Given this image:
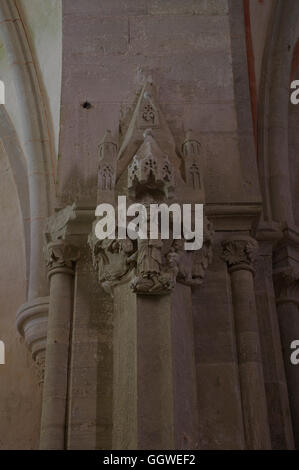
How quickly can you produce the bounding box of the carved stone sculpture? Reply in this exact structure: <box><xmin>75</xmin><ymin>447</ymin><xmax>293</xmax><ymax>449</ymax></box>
<box><xmin>128</xmin><ymin>129</ymin><xmax>174</xmax><ymax>198</ymax></box>
<box><xmin>89</xmin><ymin>228</ymin><xmax>135</xmax><ymax>295</ymax></box>
<box><xmin>44</xmin><ymin>202</ymin><xmax>76</xmax><ymax>244</ymax></box>
<box><xmin>90</xmin><ymin>80</ymin><xmax>213</xmax><ymax>296</ymax></box>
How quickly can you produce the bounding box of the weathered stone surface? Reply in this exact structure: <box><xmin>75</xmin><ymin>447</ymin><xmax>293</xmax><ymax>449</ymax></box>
<box><xmin>193</xmin><ymin>241</ymin><xmax>245</xmax><ymax>449</ymax></box>
<box><xmin>148</xmin><ymin>0</ymin><xmax>229</xmax><ymax>16</ymax></box>
<box><xmin>67</xmin><ymin>248</ymin><xmax>113</xmax><ymax>450</ymax></box>
<box><xmin>129</xmin><ymin>16</ymin><xmax>230</xmax><ymax>56</ymax></box>
<box><xmin>2</xmin><ymin>0</ymin><xmax>299</xmax><ymax>453</ymax></box>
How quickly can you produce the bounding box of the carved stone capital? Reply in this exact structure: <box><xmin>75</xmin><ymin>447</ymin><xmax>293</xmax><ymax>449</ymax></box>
<box><xmin>130</xmin><ymin>237</ymin><xmax>175</xmax><ymax>295</ymax></box>
<box><xmin>222</xmin><ymin>237</ymin><xmax>258</xmax><ymax>272</ymax></box>
<box><xmin>89</xmin><ymin>216</ymin><xmax>214</xmax><ymax>296</ymax></box>
<box><xmin>16</xmin><ymin>297</ymin><xmax>49</xmax><ymax>386</ymax></box>
<box><xmin>44</xmin><ymin>203</ymin><xmax>77</xmax><ymax>244</ymax></box>
<box><xmin>273</xmin><ymin>267</ymin><xmax>299</xmax><ymax>306</ymax></box>
<box><xmin>44</xmin><ymin>204</ymin><xmax>80</xmax><ymax>275</ymax></box>
<box><xmin>168</xmin><ymin>216</ymin><xmax>214</xmax><ymax>288</ymax></box>
<box><xmin>89</xmin><ymin>227</ymin><xmax>136</xmax><ymax>296</ymax></box>
<box><xmin>45</xmin><ymin>240</ymin><xmax>80</xmax><ymax>275</ymax></box>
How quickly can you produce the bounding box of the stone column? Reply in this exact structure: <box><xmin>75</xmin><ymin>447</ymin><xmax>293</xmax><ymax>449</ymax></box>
<box><xmin>222</xmin><ymin>236</ymin><xmax>271</xmax><ymax>449</ymax></box>
<box><xmin>273</xmin><ymin>268</ymin><xmax>299</xmax><ymax>448</ymax></box>
<box><xmin>254</xmin><ymin>226</ymin><xmax>294</xmax><ymax>449</ymax></box>
<box><xmin>40</xmin><ymin>240</ymin><xmax>79</xmax><ymax>450</ymax></box>
<box><xmin>89</xmin><ymin>223</ymin><xmax>213</xmax><ymax>449</ymax></box>
<box><xmin>112</xmin><ymin>281</ymin><xmax>198</xmax><ymax>450</ymax></box>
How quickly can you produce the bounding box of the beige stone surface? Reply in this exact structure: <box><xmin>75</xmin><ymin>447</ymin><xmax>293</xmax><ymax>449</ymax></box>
<box><xmin>0</xmin><ymin>142</ymin><xmax>41</xmax><ymax>449</ymax></box>
<box><xmin>58</xmin><ymin>0</ymin><xmax>260</xmax><ymax>208</ymax></box>
<box><xmin>0</xmin><ymin>0</ymin><xmax>299</xmax><ymax>452</ymax></box>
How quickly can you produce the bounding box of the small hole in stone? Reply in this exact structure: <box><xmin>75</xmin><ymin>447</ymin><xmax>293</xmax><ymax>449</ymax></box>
<box><xmin>82</xmin><ymin>101</ymin><xmax>92</xmax><ymax>110</ymax></box>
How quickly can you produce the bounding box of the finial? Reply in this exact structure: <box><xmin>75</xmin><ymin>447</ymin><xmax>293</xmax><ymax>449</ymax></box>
<box><xmin>143</xmin><ymin>128</ymin><xmax>153</xmax><ymax>139</ymax></box>
<box><xmin>185</xmin><ymin>129</ymin><xmax>195</xmax><ymax>141</ymax></box>
<box><xmin>99</xmin><ymin>129</ymin><xmax>117</xmax><ymax>146</ymax></box>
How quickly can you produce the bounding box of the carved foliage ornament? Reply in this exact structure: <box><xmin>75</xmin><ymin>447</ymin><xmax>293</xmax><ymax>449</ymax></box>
<box><xmin>45</xmin><ymin>240</ymin><xmax>80</xmax><ymax>271</ymax></box>
<box><xmin>222</xmin><ymin>238</ymin><xmax>258</xmax><ymax>270</ymax></box>
<box><xmin>44</xmin><ymin>204</ymin><xmax>80</xmax><ymax>272</ymax></box>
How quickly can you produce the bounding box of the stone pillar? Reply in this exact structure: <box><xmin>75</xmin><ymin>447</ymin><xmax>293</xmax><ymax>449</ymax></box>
<box><xmin>222</xmin><ymin>236</ymin><xmax>271</xmax><ymax>449</ymax></box>
<box><xmin>40</xmin><ymin>240</ymin><xmax>79</xmax><ymax>450</ymax></box>
<box><xmin>255</xmin><ymin>226</ymin><xmax>294</xmax><ymax>449</ymax></box>
<box><xmin>89</xmin><ymin>215</ymin><xmax>213</xmax><ymax>449</ymax></box>
<box><xmin>112</xmin><ymin>282</ymin><xmax>198</xmax><ymax>450</ymax></box>
<box><xmin>273</xmin><ymin>268</ymin><xmax>299</xmax><ymax>448</ymax></box>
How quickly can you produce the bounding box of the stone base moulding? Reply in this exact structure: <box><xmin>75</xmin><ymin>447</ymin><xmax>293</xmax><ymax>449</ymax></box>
<box><xmin>16</xmin><ymin>296</ymin><xmax>49</xmax><ymax>385</ymax></box>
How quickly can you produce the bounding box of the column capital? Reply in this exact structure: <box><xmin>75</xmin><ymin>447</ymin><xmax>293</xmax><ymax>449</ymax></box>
<box><xmin>222</xmin><ymin>236</ymin><xmax>258</xmax><ymax>273</ymax></box>
<box><xmin>44</xmin><ymin>204</ymin><xmax>80</xmax><ymax>276</ymax></box>
<box><xmin>89</xmin><ymin>215</ymin><xmax>214</xmax><ymax>296</ymax></box>
<box><xmin>45</xmin><ymin>240</ymin><xmax>80</xmax><ymax>276</ymax></box>
<box><xmin>273</xmin><ymin>267</ymin><xmax>299</xmax><ymax>307</ymax></box>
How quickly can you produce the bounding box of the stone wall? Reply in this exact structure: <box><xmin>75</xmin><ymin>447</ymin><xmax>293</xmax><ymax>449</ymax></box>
<box><xmin>0</xmin><ymin>142</ymin><xmax>41</xmax><ymax>449</ymax></box>
<box><xmin>58</xmin><ymin>0</ymin><xmax>260</xmax><ymax>207</ymax></box>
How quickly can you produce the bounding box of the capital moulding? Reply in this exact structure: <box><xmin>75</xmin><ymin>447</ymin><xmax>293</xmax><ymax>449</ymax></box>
<box><xmin>16</xmin><ymin>296</ymin><xmax>49</xmax><ymax>385</ymax></box>
<box><xmin>205</xmin><ymin>203</ymin><xmax>262</xmax><ymax>232</ymax></box>
<box><xmin>89</xmin><ymin>78</ymin><xmax>214</xmax><ymax>296</ymax></box>
<box><xmin>280</xmin><ymin>223</ymin><xmax>299</xmax><ymax>246</ymax></box>
<box><xmin>45</xmin><ymin>241</ymin><xmax>80</xmax><ymax>276</ymax></box>
<box><xmin>44</xmin><ymin>204</ymin><xmax>80</xmax><ymax>275</ymax></box>
<box><xmin>255</xmin><ymin>220</ymin><xmax>283</xmax><ymax>242</ymax></box>
<box><xmin>222</xmin><ymin>237</ymin><xmax>259</xmax><ymax>272</ymax></box>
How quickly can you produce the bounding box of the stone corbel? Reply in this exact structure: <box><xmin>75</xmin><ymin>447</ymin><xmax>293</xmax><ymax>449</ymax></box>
<box><xmin>16</xmin><ymin>296</ymin><xmax>49</xmax><ymax>385</ymax></box>
<box><xmin>45</xmin><ymin>240</ymin><xmax>80</xmax><ymax>277</ymax></box>
<box><xmin>88</xmin><ymin>227</ymin><xmax>136</xmax><ymax>295</ymax></box>
<box><xmin>173</xmin><ymin>216</ymin><xmax>214</xmax><ymax>287</ymax></box>
<box><xmin>89</xmin><ymin>216</ymin><xmax>214</xmax><ymax>296</ymax></box>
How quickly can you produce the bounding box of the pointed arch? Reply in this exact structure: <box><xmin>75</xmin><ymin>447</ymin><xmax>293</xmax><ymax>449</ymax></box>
<box><xmin>258</xmin><ymin>0</ymin><xmax>299</xmax><ymax>224</ymax></box>
<box><xmin>0</xmin><ymin>0</ymin><xmax>56</xmax><ymax>300</ymax></box>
